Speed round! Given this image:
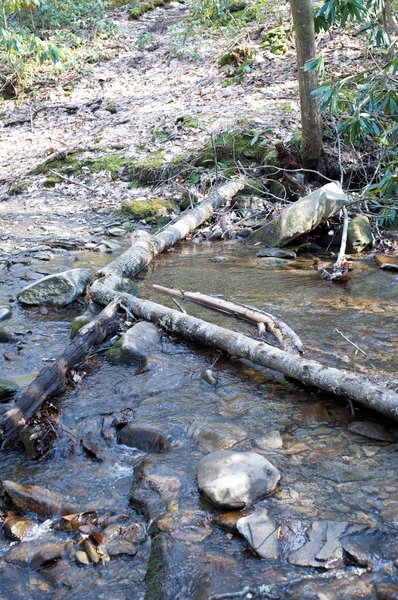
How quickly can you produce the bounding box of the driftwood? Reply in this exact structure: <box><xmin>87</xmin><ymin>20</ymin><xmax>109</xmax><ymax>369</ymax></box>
<box><xmin>318</xmin><ymin>206</ymin><xmax>353</xmax><ymax>282</ymax></box>
<box><xmin>93</xmin><ymin>292</ymin><xmax>398</xmax><ymax>423</ymax></box>
<box><xmin>90</xmin><ymin>177</ymin><xmax>245</xmax><ymax>305</ymax></box>
<box><xmin>0</xmin><ymin>300</ymin><xmax>120</xmax><ymax>448</ymax></box>
<box><xmin>152</xmin><ymin>284</ymin><xmax>304</xmax><ymax>355</ymax></box>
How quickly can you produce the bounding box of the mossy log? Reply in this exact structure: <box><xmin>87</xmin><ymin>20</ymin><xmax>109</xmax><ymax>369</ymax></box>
<box><xmin>95</xmin><ymin>293</ymin><xmax>398</xmax><ymax>423</ymax></box>
<box><xmin>0</xmin><ymin>300</ymin><xmax>120</xmax><ymax>448</ymax></box>
<box><xmin>90</xmin><ymin>177</ymin><xmax>246</xmax><ymax>304</ymax></box>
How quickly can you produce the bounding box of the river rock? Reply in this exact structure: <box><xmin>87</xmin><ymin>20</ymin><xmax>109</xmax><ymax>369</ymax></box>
<box><xmin>375</xmin><ymin>254</ymin><xmax>398</xmax><ymax>271</ymax></box>
<box><xmin>0</xmin><ymin>378</ymin><xmax>19</xmax><ymax>400</ymax></box>
<box><xmin>346</xmin><ymin>215</ymin><xmax>373</xmax><ymax>253</ymax></box>
<box><xmin>0</xmin><ymin>327</ymin><xmax>15</xmax><ymax>343</ymax></box>
<box><xmin>196</xmin><ymin>450</ymin><xmax>281</xmax><ymax>509</ymax></box>
<box><xmin>237</xmin><ymin>508</ymin><xmax>279</xmax><ymax>558</ymax></box>
<box><xmin>31</xmin><ymin>543</ymin><xmax>66</xmax><ymax>570</ymax></box>
<box><xmin>256</xmin><ymin>248</ymin><xmax>296</xmax><ymax>259</ymax></box>
<box><xmin>348</xmin><ymin>421</ymin><xmax>395</xmax><ymax>442</ymax></box>
<box><xmin>255</xmin><ymin>430</ymin><xmax>283</xmax><ymax>450</ymax></box>
<box><xmin>341</xmin><ymin>527</ymin><xmax>398</xmax><ymax>567</ymax></box>
<box><xmin>3</xmin><ymin>516</ymin><xmax>36</xmax><ymax>541</ymax></box>
<box><xmin>2</xmin><ymin>480</ymin><xmax>72</xmax><ymax>517</ymax></box>
<box><xmin>187</xmin><ymin>420</ymin><xmax>247</xmax><ymax>452</ymax></box>
<box><xmin>17</xmin><ymin>269</ymin><xmax>92</xmax><ymax>306</ymax></box>
<box><xmin>253</xmin><ymin>182</ymin><xmax>349</xmax><ymax>247</ymax></box>
<box><xmin>118</xmin><ymin>424</ymin><xmax>171</xmax><ymax>453</ymax></box>
<box><xmin>257</xmin><ymin>257</ymin><xmax>292</xmax><ymax>268</ymax></box>
<box><xmin>156</xmin><ymin>509</ymin><xmax>212</xmax><ymax>542</ymax></box>
<box><xmin>0</xmin><ymin>305</ymin><xmax>12</xmax><ymax>321</ymax></box>
<box><xmin>288</xmin><ymin>520</ymin><xmax>363</xmax><ymax>568</ymax></box>
<box><xmin>75</xmin><ymin>550</ymin><xmax>90</xmax><ymax>566</ymax></box>
<box><xmin>106</xmin><ymin>321</ymin><xmax>161</xmax><ymax>365</ymax></box>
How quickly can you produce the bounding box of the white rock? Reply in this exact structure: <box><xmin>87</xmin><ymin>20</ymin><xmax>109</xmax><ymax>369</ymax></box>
<box><xmin>196</xmin><ymin>450</ymin><xmax>281</xmax><ymax>509</ymax></box>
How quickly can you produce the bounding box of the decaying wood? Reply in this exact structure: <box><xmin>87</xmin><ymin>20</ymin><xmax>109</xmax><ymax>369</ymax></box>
<box><xmin>0</xmin><ymin>300</ymin><xmax>120</xmax><ymax>448</ymax></box>
<box><xmin>318</xmin><ymin>207</ymin><xmax>353</xmax><ymax>282</ymax></box>
<box><xmin>90</xmin><ymin>177</ymin><xmax>245</xmax><ymax>305</ymax></box>
<box><xmin>98</xmin><ymin>292</ymin><xmax>398</xmax><ymax>423</ymax></box>
<box><xmin>152</xmin><ymin>284</ymin><xmax>304</xmax><ymax>355</ymax></box>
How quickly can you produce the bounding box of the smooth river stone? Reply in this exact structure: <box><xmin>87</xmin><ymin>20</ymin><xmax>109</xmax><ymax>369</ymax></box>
<box><xmin>196</xmin><ymin>450</ymin><xmax>281</xmax><ymax>509</ymax></box>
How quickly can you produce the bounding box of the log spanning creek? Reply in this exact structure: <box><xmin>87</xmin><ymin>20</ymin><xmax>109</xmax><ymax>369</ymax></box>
<box><xmin>0</xmin><ymin>240</ymin><xmax>398</xmax><ymax>599</ymax></box>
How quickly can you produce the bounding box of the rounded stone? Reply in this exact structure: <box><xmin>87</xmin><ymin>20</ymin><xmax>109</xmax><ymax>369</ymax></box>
<box><xmin>196</xmin><ymin>450</ymin><xmax>281</xmax><ymax>509</ymax></box>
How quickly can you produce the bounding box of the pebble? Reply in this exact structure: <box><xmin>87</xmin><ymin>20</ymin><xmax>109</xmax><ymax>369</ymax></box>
<box><xmin>75</xmin><ymin>550</ymin><xmax>90</xmax><ymax>566</ymax></box>
<box><xmin>0</xmin><ymin>305</ymin><xmax>12</xmax><ymax>321</ymax></box>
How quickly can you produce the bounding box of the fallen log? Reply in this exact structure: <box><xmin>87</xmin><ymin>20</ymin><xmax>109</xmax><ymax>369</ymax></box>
<box><xmin>93</xmin><ymin>291</ymin><xmax>398</xmax><ymax>423</ymax></box>
<box><xmin>90</xmin><ymin>177</ymin><xmax>245</xmax><ymax>305</ymax></box>
<box><xmin>152</xmin><ymin>284</ymin><xmax>304</xmax><ymax>355</ymax></box>
<box><xmin>0</xmin><ymin>299</ymin><xmax>120</xmax><ymax>448</ymax></box>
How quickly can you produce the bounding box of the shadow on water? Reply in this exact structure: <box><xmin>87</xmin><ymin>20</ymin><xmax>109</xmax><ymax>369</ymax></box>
<box><xmin>0</xmin><ymin>240</ymin><xmax>397</xmax><ymax>599</ymax></box>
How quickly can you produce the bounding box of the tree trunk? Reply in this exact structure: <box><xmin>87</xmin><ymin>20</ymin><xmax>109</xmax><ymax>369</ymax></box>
<box><xmin>97</xmin><ymin>293</ymin><xmax>398</xmax><ymax>423</ymax></box>
<box><xmin>290</xmin><ymin>0</ymin><xmax>323</xmax><ymax>169</ymax></box>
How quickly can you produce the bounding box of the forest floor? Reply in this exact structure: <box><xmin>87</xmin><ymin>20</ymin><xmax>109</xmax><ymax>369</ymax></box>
<box><xmin>0</xmin><ymin>0</ymin><xmax>363</xmax><ymax>258</ymax></box>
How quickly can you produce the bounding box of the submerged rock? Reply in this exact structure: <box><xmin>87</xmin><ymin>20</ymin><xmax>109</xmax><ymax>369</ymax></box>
<box><xmin>117</xmin><ymin>424</ymin><xmax>171</xmax><ymax>453</ymax></box>
<box><xmin>2</xmin><ymin>480</ymin><xmax>72</xmax><ymax>517</ymax></box>
<box><xmin>237</xmin><ymin>508</ymin><xmax>279</xmax><ymax>559</ymax></box>
<box><xmin>341</xmin><ymin>527</ymin><xmax>398</xmax><ymax>568</ymax></box>
<box><xmin>0</xmin><ymin>328</ymin><xmax>16</xmax><ymax>343</ymax></box>
<box><xmin>346</xmin><ymin>215</ymin><xmax>373</xmax><ymax>253</ymax></box>
<box><xmin>375</xmin><ymin>254</ymin><xmax>398</xmax><ymax>271</ymax></box>
<box><xmin>187</xmin><ymin>420</ymin><xmax>247</xmax><ymax>452</ymax></box>
<box><xmin>253</xmin><ymin>182</ymin><xmax>349</xmax><ymax>247</ymax></box>
<box><xmin>257</xmin><ymin>257</ymin><xmax>292</xmax><ymax>268</ymax></box>
<box><xmin>3</xmin><ymin>516</ymin><xmax>36</xmax><ymax>541</ymax></box>
<box><xmin>31</xmin><ymin>543</ymin><xmax>66</xmax><ymax>570</ymax></box>
<box><xmin>106</xmin><ymin>321</ymin><xmax>161</xmax><ymax>366</ymax></box>
<box><xmin>17</xmin><ymin>268</ymin><xmax>92</xmax><ymax>307</ymax></box>
<box><xmin>0</xmin><ymin>378</ymin><xmax>19</xmax><ymax>401</ymax></box>
<box><xmin>256</xmin><ymin>247</ymin><xmax>296</xmax><ymax>259</ymax></box>
<box><xmin>348</xmin><ymin>421</ymin><xmax>395</xmax><ymax>442</ymax></box>
<box><xmin>0</xmin><ymin>305</ymin><xmax>12</xmax><ymax>321</ymax></box>
<box><xmin>196</xmin><ymin>450</ymin><xmax>281</xmax><ymax>509</ymax></box>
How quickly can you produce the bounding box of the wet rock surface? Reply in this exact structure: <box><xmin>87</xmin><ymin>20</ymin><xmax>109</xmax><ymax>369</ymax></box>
<box><xmin>2</xmin><ymin>480</ymin><xmax>73</xmax><ymax>517</ymax></box>
<box><xmin>237</xmin><ymin>508</ymin><xmax>279</xmax><ymax>558</ymax></box>
<box><xmin>17</xmin><ymin>268</ymin><xmax>92</xmax><ymax>306</ymax></box>
<box><xmin>106</xmin><ymin>321</ymin><xmax>161</xmax><ymax>366</ymax></box>
<box><xmin>0</xmin><ymin>378</ymin><xmax>19</xmax><ymax>400</ymax></box>
<box><xmin>375</xmin><ymin>254</ymin><xmax>398</xmax><ymax>270</ymax></box>
<box><xmin>118</xmin><ymin>424</ymin><xmax>171</xmax><ymax>453</ymax></box>
<box><xmin>196</xmin><ymin>449</ymin><xmax>281</xmax><ymax>508</ymax></box>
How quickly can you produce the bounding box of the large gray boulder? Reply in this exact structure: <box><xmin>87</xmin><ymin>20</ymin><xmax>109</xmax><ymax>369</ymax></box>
<box><xmin>17</xmin><ymin>269</ymin><xmax>92</xmax><ymax>307</ymax></box>
<box><xmin>253</xmin><ymin>182</ymin><xmax>349</xmax><ymax>247</ymax></box>
<box><xmin>196</xmin><ymin>450</ymin><xmax>280</xmax><ymax>509</ymax></box>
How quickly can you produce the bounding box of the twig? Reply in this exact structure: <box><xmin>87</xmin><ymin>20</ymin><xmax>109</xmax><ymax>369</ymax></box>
<box><xmin>49</xmin><ymin>169</ymin><xmax>96</xmax><ymax>192</ymax></box>
<box><xmin>172</xmin><ymin>298</ymin><xmax>187</xmax><ymax>313</ymax></box>
<box><xmin>334</xmin><ymin>328</ymin><xmax>368</xmax><ymax>357</ymax></box>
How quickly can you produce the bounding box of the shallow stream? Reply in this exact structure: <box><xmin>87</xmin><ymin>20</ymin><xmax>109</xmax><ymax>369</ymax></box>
<box><xmin>0</xmin><ymin>240</ymin><xmax>398</xmax><ymax>599</ymax></box>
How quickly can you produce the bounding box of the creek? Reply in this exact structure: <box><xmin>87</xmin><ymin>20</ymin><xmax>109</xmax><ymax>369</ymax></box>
<box><xmin>0</xmin><ymin>240</ymin><xmax>398</xmax><ymax>599</ymax></box>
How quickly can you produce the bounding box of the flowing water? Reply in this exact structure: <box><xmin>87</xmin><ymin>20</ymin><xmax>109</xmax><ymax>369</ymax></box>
<box><xmin>0</xmin><ymin>240</ymin><xmax>398</xmax><ymax>599</ymax></box>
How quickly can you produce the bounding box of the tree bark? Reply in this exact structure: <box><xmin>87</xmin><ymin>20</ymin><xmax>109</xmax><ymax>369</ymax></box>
<box><xmin>108</xmin><ymin>293</ymin><xmax>398</xmax><ymax>423</ymax></box>
<box><xmin>0</xmin><ymin>299</ymin><xmax>120</xmax><ymax>448</ymax></box>
<box><xmin>290</xmin><ymin>0</ymin><xmax>323</xmax><ymax>169</ymax></box>
<box><xmin>90</xmin><ymin>176</ymin><xmax>245</xmax><ymax>305</ymax></box>
<box><xmin>152</xmin><ymin>284</ymin><xmax>304</xmax><ymax>355</ymax></box>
